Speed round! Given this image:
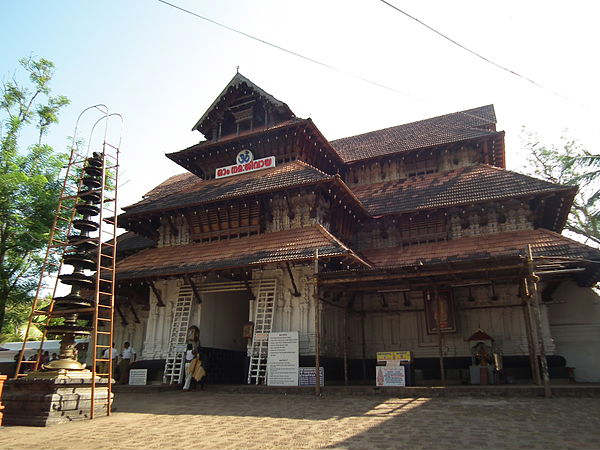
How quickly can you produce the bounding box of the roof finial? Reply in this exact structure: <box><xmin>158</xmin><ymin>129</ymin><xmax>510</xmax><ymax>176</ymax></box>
<box><xmin>236</xmin><ymin>65</ymin><xmax>239</xmax><ymax>74</ymax></box>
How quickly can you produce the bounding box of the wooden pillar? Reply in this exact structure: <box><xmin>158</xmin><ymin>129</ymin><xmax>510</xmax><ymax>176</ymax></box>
<box><xmin>526</xmin><ymin>245</ymin><xmax>551</xmax><ymax>398</ymax></box>
<box><xmin>522</xmin><ymin>289</ymin><xmax>541</xmax><ymax>385</ymax></box>
<box><xmin>343</xmin><ymin>302</ymin><xmax>348</xmax><ymax>386</ymax></box>
<box><xmin>314</xmin><ymin>250</ymin><xmax>321</xmax><ymax>396</ymax></box>
<box><xmin>435</xmin><ymin>289</ymin><xmax>446</xmax><ymax>385</ymax></box>
<box><xmin>360</xmin><ymin>295</ymin><xmax>367</xmax><ymax>382</ymax></box>
<box><xmin>531</xmin><ymin>280</ymin><xmax>552</xmax><ymax>397</ymax></box>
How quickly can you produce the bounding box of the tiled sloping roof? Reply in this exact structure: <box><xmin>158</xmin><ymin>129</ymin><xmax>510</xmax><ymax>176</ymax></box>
<box><xmin>171</xmin><ymin>118</ymin><xmax>306</xmax><ymax>159</ymax></box>
<box><xmin>330</xmin><ymin>105</ymin><xmax>497</xmax><ymax>162</ymax></box>
<box><xmin>131</xmin><ymin>172</ymin><xmax>200</xmax><ymax>209</ymax></box>
<box><xmin>122</xmin><ymin>161</ymin><xmax>332</xmax><ymax>217</ymax></box>
<box><xmin>362</xmin><ymin>228</ymin><xmax>600</xmax><ymax>268</ymax></box>
<box><xmin>352</xmin><ymin>164</ymin><xmax>575</xmax><ymax>216</ymax></box>
<box><xmin>115</xmin><ymin>232</ymin><xmax>155</xmax><ymax>256</ymax></box>
<box><xmin>116</xmin><ymin>225</ymin><xmax>368</xmax><ymax>279</ymax></box>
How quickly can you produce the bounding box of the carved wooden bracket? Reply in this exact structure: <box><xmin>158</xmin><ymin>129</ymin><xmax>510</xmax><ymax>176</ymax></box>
<box><xmin>116</xmin><ymin>304</ymin><xmax>128</xmax><ymax>326</ymax></box>
<box><xmin>242</xmin><ymin>271</ymin><xmax>256</xmax><ymax>301</ymax></box>
<box><xmin>183</xmin><ymin>274</ymin><xmax>203</xmax><ymax>304</ymax></box>
<box><xmin>285</xmin><ymin>262</ymin><xmax>302</xmax><ymax>297</ymax></box>
<box><xmin>148</xmin><ymin>280</ymin><xmax>165</xmax><ymax>307</ymax></box>
<box><xmin>129</xmin><ymin>302</ymin><xmax>141</xmax><ymax>324</ymax></box>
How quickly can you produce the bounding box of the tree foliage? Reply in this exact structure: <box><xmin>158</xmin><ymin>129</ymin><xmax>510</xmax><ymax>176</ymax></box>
<box><xmin>0</xmin><ymin>56</ymin><xmax>69</xmax><ymax>338</ymax></box>
<box><xmin>524</xmin><ymin>128</ymin><xmax>600</xmax><ymax>246</ymax></box>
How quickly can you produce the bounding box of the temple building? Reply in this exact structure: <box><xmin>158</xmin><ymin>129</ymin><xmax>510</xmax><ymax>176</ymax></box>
<box><xmin>112</xmin><ymin>73</ymin><xmax>600</xmax><ymax>386</ymax></box>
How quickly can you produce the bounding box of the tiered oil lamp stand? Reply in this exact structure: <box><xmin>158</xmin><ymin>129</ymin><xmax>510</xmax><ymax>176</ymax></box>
<box><xmin>3</xmin><ymin>153</ymin><xmax>114</xmax><ymax>426</ymax></box>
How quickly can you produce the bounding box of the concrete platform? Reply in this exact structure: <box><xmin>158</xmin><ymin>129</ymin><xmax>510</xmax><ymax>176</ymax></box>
<box><xmin>3</xmin><ymin>374</ymin><xmax>113</xmax><ymax>426</ymax></box>
<box><xmin>113</xmin><ymin>382</ymin><xmax>600</xmax><ymax>397</ymax></box>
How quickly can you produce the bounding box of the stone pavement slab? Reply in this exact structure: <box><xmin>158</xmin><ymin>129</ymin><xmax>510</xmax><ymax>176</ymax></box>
<box><xmin>0</xmin><ymin>391</ymin><xmax>599</xmax><ymax>449</ymax></box>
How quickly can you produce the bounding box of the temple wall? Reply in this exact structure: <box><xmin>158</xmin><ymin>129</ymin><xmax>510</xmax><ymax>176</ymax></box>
<box><xmin>265</xmin><ymin>193</ymin><xmax>329</xmax><ymax>232</ymax></box>
<box><xmin>140</xmin><ymin>278</ymin><xmax>181</xmax><ymax>359</ymax></box>
<box><xmin>250</xmin><ymin>265</ymin><xmax>318</xmax><ymax>355</ymax></box>
<box><xmin>155</xmin><ymin>193</ymin><xmax>331</xmax><ymax>247</ymax></box>
<box><xmin>157</xmin><ymin>215</ymin><xmax>190</xmax><ymax>247</ymax></box>
<box><xmin>114</xmin><ymin>265</ymin><xmax>320</xmax><ymax>360</ymax></box>
<box><xmin>548</xmin><ymin>280</ymin><xmax>600</xmax><ymax>382</ymax></box>
<box><xmin>353</xmin><ymin>204</ymin><xmax>534</xmax><ymax>250</ymax></box>
<box><xmin>135</xmin><ymin>277</ymin><xmax>250</xmax><ymax>359</ymax></box>
<box><xmin>112</xmin><ymin>306</ymin><xmax>148</xmax><ymax>358</ymax></box>
<box><xmin>120</xmin><ymin>275</ymin><xmax>560</xmax><ymax>363</ymax></box>
<box><xmin>344</xmin><ymin>145</ymin><xmax>480</xmax><ymax>187</ymax></box>
<box><xmin>320</xmin><ymin>282</ymin><xmax>555</xmax><ymax>359</ymax></box>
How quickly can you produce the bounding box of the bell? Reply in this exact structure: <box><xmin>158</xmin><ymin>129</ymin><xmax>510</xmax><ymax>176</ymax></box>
<box><xmin>63</xmin><ymin>253</ymin><xmax>96</xmax><ymax>270</ymax></box>
<box><xmin>81</xmin><ymin>176</ymin><xmax>102</xmax><ymax>189</ymax></box>
<box><xmin>73</xmin><ymin>218</ymin><xmax>99</xmax><ymax>233</ymax></box>
<box><xmin>75</xmin><ymin>203</ymin><xmax>100</xmax><ymax>216</ymax></box>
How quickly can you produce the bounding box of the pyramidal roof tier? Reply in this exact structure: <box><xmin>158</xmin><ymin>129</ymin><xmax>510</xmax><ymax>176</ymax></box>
<box><xmin>330</xmin><ymin>105</ymin><xmax>501</xmax><ymax>163</ymax></box>
<box><xmin>119</xmin><ymin>160</ymin><xmax>368</xmax><ymax>221</ymax></box>
<box><xmin>192</xmin><ymin>72</ymin><xmax>295</xmax><ymax>138</ymax></box>
<box><xmin>353</xmin><ymin>163</ymin><xmax>576</xmax><ymax>222</ymax></box>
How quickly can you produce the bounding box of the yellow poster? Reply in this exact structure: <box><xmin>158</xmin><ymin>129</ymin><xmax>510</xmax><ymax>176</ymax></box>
<box><xmin>376</xmin><ymin>351</ymin><xmax>412</xmax><ymax>362</ymax></box>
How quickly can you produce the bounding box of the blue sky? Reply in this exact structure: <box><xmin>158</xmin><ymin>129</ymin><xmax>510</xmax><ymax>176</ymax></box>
<box><xmin>2</xmin><ymin>0</ymin><xmax>599</xmax><ymax>213</ymax></box>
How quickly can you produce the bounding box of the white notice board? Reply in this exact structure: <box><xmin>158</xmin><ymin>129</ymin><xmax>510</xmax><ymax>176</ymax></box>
<box><xmin>376</xmin><ymin>365</ymin><xmax>406</xmax><ymax>387</ymax></box>
<box><xmin>129</xmin><ymin>369</ymin><xmax>148</xmax><ymax>385</ymax></box>
<box><xmin>267</xmin><ymin>332</ymin><xmax>299</xmax><ymax>386</ymax></box>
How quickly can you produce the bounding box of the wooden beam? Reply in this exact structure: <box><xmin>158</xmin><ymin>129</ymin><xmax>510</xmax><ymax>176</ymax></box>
<box><xmin>148</xmin><ymin>280</ymin><xmax>165</xmax><ymax>307</ymax></box>
<box><xmin>319</xmin><ymin>263</ymin><xmax>525</xmax><ymax>285</ymax></box>
<box><xmin>184</xmin><ymin>274</ymin><xmax>203</xmax><ymax>304</ymax></box>
<box><xmin>285</xmin><ymin>262</ymin><xmax>302</xmax><ymax>297</ymax></box>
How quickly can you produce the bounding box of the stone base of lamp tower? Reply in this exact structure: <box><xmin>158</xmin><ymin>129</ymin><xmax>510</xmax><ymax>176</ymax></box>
<box><xmin>2</xmin><ymin>370</ymin><xmax>113</xmax><ymax>427</ymax></box>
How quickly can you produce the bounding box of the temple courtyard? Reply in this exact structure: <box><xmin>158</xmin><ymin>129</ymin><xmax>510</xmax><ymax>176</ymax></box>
<box><xmin>1</xmin><ymin>391</ymin><xmax>600</xmax><ymax>449</ymax></box>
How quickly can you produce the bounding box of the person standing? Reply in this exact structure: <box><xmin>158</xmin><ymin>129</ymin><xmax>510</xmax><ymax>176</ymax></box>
<box><xmin>188</xmin><ymin>347</ymin><xmax>207</xmax><ymax>391</ymax></box>
<box><xmin>182</xmin><ymin>343</ymin><xmax>195</xmax><ymax>390</ymax></box>
<box><xmin>118</xmin><ymin>341</ymin><xmax>136</xmax><ymax>384</ymax></box>
<box><xmin>102</xmin><ymin>343</ymin><xmax>118</xmax><ymax>379</ymax></box>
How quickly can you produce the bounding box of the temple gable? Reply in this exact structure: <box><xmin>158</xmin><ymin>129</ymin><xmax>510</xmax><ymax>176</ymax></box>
<box><xmin>192</xmin><ymin>72</ymin><xmax>295</xmax><ymax>140</ymax></box>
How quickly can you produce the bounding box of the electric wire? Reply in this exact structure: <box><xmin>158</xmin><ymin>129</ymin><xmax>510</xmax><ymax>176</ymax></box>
<box><xmin>155</xmin><ymin>0</ymin><xmax>589</xmax><ymax>127</ymax></box>
<box><xmin>378</xmin><ymin>0</ymin><xmax>577</xmax><ymax>105</ymax></box>
<box><xmin>155</xmin><ymin>0</ymin><xmax>424</xmax><ymax>102</ymax></box>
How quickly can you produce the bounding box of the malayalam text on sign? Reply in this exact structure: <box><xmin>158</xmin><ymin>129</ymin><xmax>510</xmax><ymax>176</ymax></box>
<box><xmin>215</xmin><ymin>156</ymin><xmax>276</xmax><ymax>179</ymax></box>
<box><xmin>267</xmin><ymin>332</ymin><xmax>299</xmax><ymax>386</ymax></box>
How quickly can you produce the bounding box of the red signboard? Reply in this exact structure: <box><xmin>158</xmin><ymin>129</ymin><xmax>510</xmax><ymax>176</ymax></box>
<box><xmin>215</xmin><ymin>156</ymin><xmax>276</xmax><ymax>179</ymax></box>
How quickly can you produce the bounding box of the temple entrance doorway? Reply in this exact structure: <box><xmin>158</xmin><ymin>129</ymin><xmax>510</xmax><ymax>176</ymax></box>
<box><xmin>193</xmin><ymin>280</ymin><xmax>254</xmax><ymax>384</ymax></box>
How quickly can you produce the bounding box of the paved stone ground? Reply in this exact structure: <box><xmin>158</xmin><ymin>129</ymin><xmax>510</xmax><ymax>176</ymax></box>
<box><xmin>1</xmin><ymin>391</ymin><xmax>599</xmax><ymax>449</ymax></box>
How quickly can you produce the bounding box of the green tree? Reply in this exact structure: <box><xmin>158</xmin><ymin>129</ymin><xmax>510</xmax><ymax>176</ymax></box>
<box><xmin>0</xmin><ymin>56</ymin><xmax>69</xmax><ymax>336</ymax></box>
<box><xmin>524</xmin><ymin>129</ymin><xmax>600</xmax><ymax>246</ymax></box>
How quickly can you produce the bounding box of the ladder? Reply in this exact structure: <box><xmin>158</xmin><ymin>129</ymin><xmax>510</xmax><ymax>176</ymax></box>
<box><xmin>13</xmin><ymin>106</ymin><xmax>123</xmax><ymax>421</ymax></box>
<box><xmin>90</xmin><ymin>132</ymin><xmax>121</xmax><ymax>419</ymax></box>
<box><xmin>163</xmin><ymin>285</ymin><xmax>194</xmax><ymax>384</ymax></box>
<box><xmin>14</xmin><ymin>105</ymin><xmax>108</xmax><ymax>378</ymax></box>
<box><xmin>247</xmin><ymin>279</ymin><xmax>277</xmax><ymax>385</ymax></box>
